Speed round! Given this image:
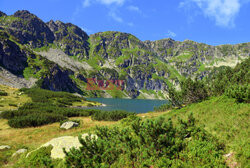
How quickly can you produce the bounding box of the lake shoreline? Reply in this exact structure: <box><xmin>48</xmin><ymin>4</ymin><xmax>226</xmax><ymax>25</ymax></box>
<box><xmin>83</xmin><ymin>98</ymin><xmax>168</xmax><ymax>113</ymax></box>
<box><xmin>71</xmin><ymin>103</ymin><xmax>107</xmax><ymax>108</ymax></box>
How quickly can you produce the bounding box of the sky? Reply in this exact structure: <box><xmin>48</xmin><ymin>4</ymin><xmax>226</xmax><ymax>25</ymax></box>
<box><xmin>0</xmin><ymin>0</ymin><xmax>250</xmax><ymax>45</ymax></box>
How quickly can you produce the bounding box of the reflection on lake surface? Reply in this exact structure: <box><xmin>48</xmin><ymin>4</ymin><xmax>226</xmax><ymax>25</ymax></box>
<box><xmin>86</xmin><ymin>98</ymin><xmax>168</xmax><ymax>113</ymax></box>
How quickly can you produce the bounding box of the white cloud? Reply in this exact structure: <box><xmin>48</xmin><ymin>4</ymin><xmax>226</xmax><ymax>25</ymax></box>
<box><xmin>83</xmin><ymin>0</ymin><xmax>125</xmax><ymax>7</ymax></box>
<box><xmin>82</xmin><ymin>0</ymin><xmax>91</xmax><ymax>7</ymax></box>
<box><xmin>166</xmin><ymin>30</ymin><xmax>177</xmax><ymax>38</ymax></box>
<box><xmin>98</xmin><ymin>0</ymin><xmax>125</xmax><ymax>5</ymax></box>
<box><xmin>81</xmin><ymin>0</ymin><xmax>137</xmax><ymax>25</ymax></box>
<box><xmin>109</xmin><ymin>11</ymin><xmax>123</xmax><ymax>23</ymax></box>
<box><xmin>127</xmin><ymin>5</ymin><xmax>141</xmax><ymax>12</ymax></box>
<box><xmin>180</xmin><ymin>0</ymin><xmax>243</xmax><ymax>27</ymax></box>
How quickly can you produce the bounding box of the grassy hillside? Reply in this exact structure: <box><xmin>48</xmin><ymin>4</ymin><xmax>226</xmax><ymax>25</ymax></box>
<box><xmin>163</xmin><ymin>96</ymin><xmax>250</xmax><ymax>167</ymax></box>
<box><xmin>0</xmin><ymin>85</ymin><xmax>31</xmax><ymax>111</ymax></box>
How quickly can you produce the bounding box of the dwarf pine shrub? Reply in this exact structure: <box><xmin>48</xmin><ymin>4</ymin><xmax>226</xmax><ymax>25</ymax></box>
<box><xmin>64</xmin><ymin>114</ymin><xmax>226</xmax><ymax>167</ymax></box>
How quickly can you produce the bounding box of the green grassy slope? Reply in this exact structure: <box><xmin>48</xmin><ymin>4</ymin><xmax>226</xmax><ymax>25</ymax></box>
<box><xmin>163</xmin><ymin>96</ymin><xmax>250</xmax><ymax>167</ymax></box>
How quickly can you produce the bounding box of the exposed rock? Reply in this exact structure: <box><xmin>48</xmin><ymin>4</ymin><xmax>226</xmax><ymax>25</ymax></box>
<box><xmin>73</xmin><ymin>93</ymin><xmax>84</xmax><ymax>98</ymax></box>
<box><xmin>12</xmin><ymin>149</ymin><xmax>27</xmax><ymax>157</ymax></box>
<box><xmin>0</xmin><ymin>11</ymin><xmax>7</xmax><ymax>17</ymax></box>
<box><xmin>41</xmin><ymin>64</ymin><xmax>82</xmax><ymax>94</ymax></box>
<box><xmin>46</xmin><ymin>20</ymin><xmax>89</xmax><ymax>59</ymax></box>
<box><xmin>60</xmin><ymin>121</ymin><xmax>79</xmax><ymax>130</ymax></box>
<box><xmin>0</xmin><ymin>145</ymin><xmax>11</xmax><ymax>150</ymax></box>
<box><xmin>41</xmin><ymin>134</ymin><xmax>97</xmax><ymax>159</ymax></box>
<box><xmin>0</xmin><ymin>67</ymin><xmax>36</xmax><ymax>88</ymax></box>
<box><xmin>0</xmin><ymin>10</ymin><xmax>54</xmax><ymax>48</ymax></box>
<box><xmin>37</xmin><ymin>48</ymin><xmax>92</xmax><ymax>71</ymax></box>
<box><xmin>0</xmin><ymin>32</ymin><xmax>27</xmax><ymax>75</ymax></box>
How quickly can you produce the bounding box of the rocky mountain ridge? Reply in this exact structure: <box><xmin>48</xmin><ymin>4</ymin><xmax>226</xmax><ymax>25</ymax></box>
<box><xmin>0</xmin><ymin>10</ymin><xmax>249</xmax><ymax>99</ymax></box>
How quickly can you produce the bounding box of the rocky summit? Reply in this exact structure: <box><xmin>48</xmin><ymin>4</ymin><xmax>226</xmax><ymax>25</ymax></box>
<box><xmin>0</xmin><ymin>10</ymin><xmax>249</xmax><ymax>99</ymax></box>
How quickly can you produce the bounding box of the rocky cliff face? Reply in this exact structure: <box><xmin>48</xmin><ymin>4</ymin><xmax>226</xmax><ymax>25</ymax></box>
<box><xmin>0</xmin><ymin>10</ymin><xmax>54</xmax><ymax>48</ymax></box>
<box><xmin>0</xmin><ymin>31</ymin><xmax>27</xmax><ymax>75</ymax></box>
<box><xmin>145</xmin><ymin>39</ymin><xmax>250</xmax><ymax>78</ymax></box>
<box><xmin>46</xmin><ymin>20</ymin><xmax>89</xmax><ymax>59</ymax></box>
<box><xmin>41</xmin><ymin>64</ymin><xmax>82</xmax><ymax>94</ymax></box>
<box><xmin>0</xmin><ymin>10</ymin><xmax>249</xmax><ymax>99</ymax></box>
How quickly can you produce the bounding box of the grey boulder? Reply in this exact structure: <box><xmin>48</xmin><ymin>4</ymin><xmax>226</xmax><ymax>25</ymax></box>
<box><xmin>0</xmin><ymin>145</ymin><xmax>11</xmax><ymax>150</ymax></box>
<box><xmin>60</xmin><ymin>121</ymin><xmax>79</xmax><ymax>130</ymax></box>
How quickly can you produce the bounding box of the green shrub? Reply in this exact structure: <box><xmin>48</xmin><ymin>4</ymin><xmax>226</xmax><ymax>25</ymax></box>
<box><xmin>91</xmin><ymin>110</ymin><xmax>134</xmax><ymax>121</ymax></box>
<box><xmin>19</xmin><ymin>88</ymin><xmax>83</xmax><ymax>106</ymax></box>
<box><xmin>154</xmin><ymin>103</ymin><xmax>172</xmax><ymax>112</ymax></box>
<box><xmin>15</xmin><ymin>146</ymin><xmax>53</xmax><ymax>168</ymax></box>
<box><xmin>8</xmin><ymin>113</ymin><xmax>66</xmax><ymax>128</ymax></box>
<box><xmin>1</xmin><ymin>104</ymin><xmax>100</xmax><ymax>119</ymax></box>
<box><xmin>0</xmin><ymin>90</ymin><xmax>7</xmax><ymax>96</ymax></box>
<box><xmin>120</xmin><ymin>115</ymin><xmax>140</xmax><ymax>126</ymax></box>
<box><xmin>8</xmin><ymin>103</ymin><xmax>18</xmax><ymax>107</ymax></box>
<box><xmin>206</xmin><ymin>58</ymin><xmax>250</xmax><ymax>97</ymax></box>
<box><xmin>180</xmin><ymin>78</ymin><xmax>208</xmax><ymax>104</ymax></box>
<box><xmin>64</xmin><ymin>115</ymin><xmax>226</xmax><ymax>167</ymax></box>
<box><xmin>0</xmin><ymin>101</ymin><xmax>101</xmax><ymax>128</ymax></box>
<box><xmin>225</xmin><ymin>84</ymin><xmax>250</xmax><ymax>103</ymax></box>
<box><xmin>0</xmin><ymin>110</ymin><xmax>19</xmax><ymax>119</ymax></box>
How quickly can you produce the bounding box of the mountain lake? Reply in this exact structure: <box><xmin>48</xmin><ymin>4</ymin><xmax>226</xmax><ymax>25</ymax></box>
<box><xmin>86</xmin><ymin>98</ymin><xmax>168</xmax><ymax>113</ymax></box>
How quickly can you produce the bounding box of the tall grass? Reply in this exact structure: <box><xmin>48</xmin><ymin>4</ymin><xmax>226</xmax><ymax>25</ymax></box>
<box><xmin>163</xmin><ymin>96</ymin><xmax>250</xmax><ymax>167</ymax></box>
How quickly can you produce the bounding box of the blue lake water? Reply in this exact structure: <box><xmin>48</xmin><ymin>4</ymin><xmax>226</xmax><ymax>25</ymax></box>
<box><xmin>86</xmin><ymin>98</ymin><xmax>168</xmax><ymax>113</ymax></box>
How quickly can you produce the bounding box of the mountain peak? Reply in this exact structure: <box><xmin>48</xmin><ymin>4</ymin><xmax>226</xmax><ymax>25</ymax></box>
<box><xmin>13</xmin><ymin>10</ymin><xmax>37</xmax><ymax>20</ymax></box>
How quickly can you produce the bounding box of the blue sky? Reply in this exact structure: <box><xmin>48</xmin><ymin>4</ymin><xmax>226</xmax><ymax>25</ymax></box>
<box><xmin>0</xmin><ymin>0</ymin><xmax>250</xmax><ymax>45</ymax></box>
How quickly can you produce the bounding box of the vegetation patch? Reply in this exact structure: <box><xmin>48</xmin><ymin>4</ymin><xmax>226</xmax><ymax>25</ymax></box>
<box><xmin>105</xmin><ymin>89</ymin><xmax>126</xmax><ymax>98</ymax></box>
<box><xmin>15</xmin><ymin>146</ymin><xmax>55</xmax><ymax>168</ymax></box>
<box><xmin>170</xmin><ymin>51</ymin><xmax>194</xmax><ymax>62</ymax></box>
<box><xmin>115</xmin><ymin>54</ymin><xmax>131</xmax><ymax>66</ymax></box>
<box><xmin>64</xmin><ymin>115</ymin><xmax>226</xmax><ymax>167</ymax></box>
<box><xmin>0</xmin><ymin>88</ymin><xmax>133</xmax><ymax>128</ymax></box>
<box><xmin>0</xmin><ymin>88</ymin><xmax>101</xmax><ymax>128</ymax></box>
<box><xmin>0</xmin><ymin>90</ymin><xmax>8</xmax><ymax>96</ymax></box>
<box><xmin>165</xmin><ymin>96</ymin><xmax>249</xmax><ymax>167</ymax></box>
<box><xmin>198</xmin><ymin>63</ymin><xmax>206</xmax><ymax>72</ymax></box>
<box><xmin>0</xmin><ymin>85</ymin><xmax>31</xmax><ymax>111</ymax></box>
<box><xmin>0</xmin><ymin>15</ymin><xmax>21</xmax><ymax>25</ymax></box>
<box><xmin>33</xmin><ymin>43</ymin><xmax>57</xmax><ymax>52</ymax></box>
<box><xmin>92</xmin><ymin>110</ymin><xmax>134</xmax><ymax>121</ymax></box>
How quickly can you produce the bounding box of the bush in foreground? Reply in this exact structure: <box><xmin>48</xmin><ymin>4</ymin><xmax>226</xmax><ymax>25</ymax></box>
<box><xmin>64</xmin><ymin>115</ymin><xmax>226</xmax><ymax>167</ymax></box>
<box><xmin>15</xmin><ymin>146</ymin><xmax>54</xmax><ymax>168</ymax></box>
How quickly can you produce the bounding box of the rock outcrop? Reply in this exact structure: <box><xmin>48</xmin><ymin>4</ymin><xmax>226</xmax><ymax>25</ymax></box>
<box><xmin>0</xmin><ymin>10</ymin><xmax>54</xmax><ymax>48</ymax></box>
<box><xmin>40</xmin><ymin>134</ymin><xmax>97</xmax><ymax>159</ymax></box>
<box><xmin>41</xmin><ymin>64</ymin><xmax>82</xmax><ymax>94</ymax></box>
<box><xmin>0</xmin><ymin>32</ymin><xmax>27</xmax><ymax>74</ymax></box>
<box><xmin>47</xmin><ymin>20</ymin><xmax>89</xmax><ymax>59</ymax></box>
<box><xmin>60</xmin><ymin>121</ymin><xmax>79</xmax><ymax>130</ymax></box>
<box><xmin>0</xmin><ymin>145</ymin><xmax>10</xmax><ymax>150</ymax></box>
